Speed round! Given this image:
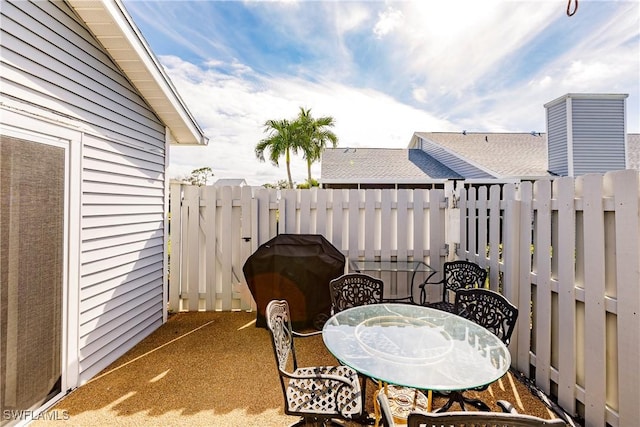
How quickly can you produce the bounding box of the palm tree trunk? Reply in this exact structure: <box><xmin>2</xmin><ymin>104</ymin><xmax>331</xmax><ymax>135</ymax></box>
<box><xmin>306</xmin><ymin>159</ymin><xmax>312</xmax><ymax>183</ymax></box>
<box><xmin>285</xmin><ymin>148</ymin><xmax>293</xmax><ymax>188</ymax></box>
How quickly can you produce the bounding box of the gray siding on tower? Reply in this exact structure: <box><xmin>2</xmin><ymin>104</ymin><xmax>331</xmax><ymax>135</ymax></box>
<box><xmin>571</xmin><ymin>98</ymin><xmax>627</xmax><ymax>175</ymax></box>
<box><xmin>2</xmin><ymin>0</ymin><xmax>166</xmax><ymax>383</ymax></box>
<box><xmin>546</xmin><ymin>101</ymin><xmax>569</xmax><ymax>176</ymax></box>
<box><xmin>545</xmin><ymin>94</ymin><xmax>627</xmax><ymax>177</ymax></box>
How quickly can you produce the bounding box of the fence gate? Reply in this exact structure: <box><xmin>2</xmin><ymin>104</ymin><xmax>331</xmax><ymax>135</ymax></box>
<box><xmin>168</xmin><ymin>185</ymin><xmax>449</xmax><ymax>312</ymax></box>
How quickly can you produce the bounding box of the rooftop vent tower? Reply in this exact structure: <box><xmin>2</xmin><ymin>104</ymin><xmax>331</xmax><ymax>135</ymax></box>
<box><xmin>544</xmin><ymin>93</ymin><xmax>628</xmax><ymax>176</ymax></box>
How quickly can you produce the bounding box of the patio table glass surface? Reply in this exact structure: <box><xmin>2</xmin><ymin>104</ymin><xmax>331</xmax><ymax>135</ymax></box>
<box><xmin>348</xmin><ymin>260</ymin><xmax>435</xmax><ymax>275</ymax></box>
<box><xmin>349</xmin><ymin>260</ymin><xmax>437</xmax><ymax>303</ymax></box>
<box><xmin>322</xmin><ymin>303</ymin><xmax>511</xmax><ymax>392</ymax></box>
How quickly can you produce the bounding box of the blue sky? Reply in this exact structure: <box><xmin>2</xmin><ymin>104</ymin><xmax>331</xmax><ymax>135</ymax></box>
<box><xmin>123</xmin><ymin>0</ymin><xmax>640</xmax><ymax>186</ymax></box>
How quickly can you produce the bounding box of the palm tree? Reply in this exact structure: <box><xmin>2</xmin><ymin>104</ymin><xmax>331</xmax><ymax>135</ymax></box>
<box><xmin>295</xmin><ymin>107</ymin><xmax>338</xmax><ymax>183</ymax></box>
<box><xmin>255</xmin><ymin>119</ymin><xmax>299</xmax><ymax>189</ymax></box>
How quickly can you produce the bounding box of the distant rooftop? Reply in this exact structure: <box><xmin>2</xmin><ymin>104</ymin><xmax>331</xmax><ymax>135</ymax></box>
<box><xmin>412</xmin><ymin>132</ymin><xmax>550</xmax><ymax>179</ymax></box>
<box><xmin>321</xmin><ymin>148</ymin><xmax>462</xmax><ymax>185</ymax></box>
<box><xmin>320</xmin><ymin>132</ymin><xmax>640</xmax><ymax>187</ymax></box>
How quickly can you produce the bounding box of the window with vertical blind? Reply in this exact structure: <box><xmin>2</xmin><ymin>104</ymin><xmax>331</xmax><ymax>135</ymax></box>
<box><xmin>1</xmin><ymin>135</ymin><xmax>65</xmax><ymax>423</ymax></box>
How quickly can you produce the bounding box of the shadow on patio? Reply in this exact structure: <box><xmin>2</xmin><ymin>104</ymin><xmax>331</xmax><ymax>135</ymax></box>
<box><xmin>34</xmin><ymin>311</ymin><xmax>568</xmax><ymax>426</ymax></box>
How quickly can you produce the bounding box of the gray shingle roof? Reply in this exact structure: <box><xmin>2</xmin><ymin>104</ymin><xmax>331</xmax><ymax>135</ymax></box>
<box><xmin>628</xmin><ymin>134</ymin><xmax>640</xmax><ymax>170</ymax></box>
<box><xmin>414</xmin><ymin>132</ymin><xmax>550</xmax><ymax>178</ymax></box>
<box><xmin>321</xmin><ymin>148</ymin><xmax>462</xmax><ymax>183</ymax></box>
<box><xmin>320</xmin><ymin>132</ymin><xmax>640</xmax><ymax>184</ymax></box>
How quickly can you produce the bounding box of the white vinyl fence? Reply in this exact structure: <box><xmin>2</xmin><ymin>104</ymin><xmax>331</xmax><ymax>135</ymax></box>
<box><xmin>169</xmin><ymin>185</ymin><xmax>450</xmax><ymax>311</ymax></box>
<box><xmin>169</xmin><ymin>169</ymin><xmax>639</xmax><ymax>427</ymax></box>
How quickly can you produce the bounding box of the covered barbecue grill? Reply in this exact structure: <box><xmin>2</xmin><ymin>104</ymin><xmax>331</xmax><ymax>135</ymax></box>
<box><xmin>243</xmin><ymin>234</ymin><xmax>345</xmax><ymax>329</ymax></box>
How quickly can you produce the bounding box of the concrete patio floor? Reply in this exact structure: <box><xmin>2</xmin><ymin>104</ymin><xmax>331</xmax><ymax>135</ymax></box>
<box><xmin>33</xmin><ymin>311</ymin><xmax>566</xmax><ymax>426</ymax></box>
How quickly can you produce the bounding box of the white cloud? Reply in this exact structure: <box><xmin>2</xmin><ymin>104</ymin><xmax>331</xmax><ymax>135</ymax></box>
<box><xmin>412</xmin><ymin>87</ymin><xmax>429</xmax><ymax>104</ymax></box>
<box><xmin>378</xmin><ymin>2</ymin><xmax>559</xmax><ymax>97</ymax></box>
<box><xmin>162</xmin><ymin>56</ymin><xmax>454</xmax><ymax>186</ymax></box>
<box><xmin>373</xmin><ymin>7</ymin><xmax>404</xmax><ymax>39</ymax></box>
<box><xmin>127</xmin><ymin>0</ymin><xmax>639</xmax><ymax>184</ymax></box>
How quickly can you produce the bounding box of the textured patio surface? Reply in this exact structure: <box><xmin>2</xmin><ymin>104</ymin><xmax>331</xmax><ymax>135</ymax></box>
<box><xmin>34</xmin><ymin>311</ymin><xmax>565</xmax><ymax>426</ymax></box>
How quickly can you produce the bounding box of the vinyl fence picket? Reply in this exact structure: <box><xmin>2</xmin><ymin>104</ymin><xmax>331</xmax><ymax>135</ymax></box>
<box><xmin>239</xmin><ymin>186</ymin><xmax>255</xmax><ymax>311</ymax></box>
<box><xmin>502</xmin><ymin>184</ymin><xmax>520</xmax><ymax>363</ymax></box>
<box><xmin>331</xmin><ymin>189</ymin><xmax>344</xmax><ymax>252</ymax></box>
<box><xmin>458</xmin><ymin>187</ymin><xmax>468</xmax><ymax>259</ymax></box>
<box><xmin>380</xmin><ymin>190</ymin><xmax>392</xmax><ymax>260</ymax></box>
<box><xmin>609</xmin><ymin>170</ymin><xmax>640</xmax><ymax>425</ymax></box>
<box><xmin>467</xmin><ymin>186</ymin><xmax>478</xmax><ymax>259</ymax></box>
<box><xmin>477</xmin><ymin>186</ymin><xmax>488</xmax><ymax>267</ymax></box>
<box><xmin>580</xmin><ymin>174</ymin><xmax>607</xmax><ymax>426</ymax></box>
<box><xmin>202</xmin><ymin>185</ymin><xmax>217</xmax><ymax>311</ymax></box>
<box><xmin>218</xmin><ymin>186</ymin><xmax>233</xmax><ymax>311</ymax></box>
<box><xmin>169</xmin><ymin>184</ymin><xmax>182</xmax><ymax>312</ymax></box>
<box><xmin>348</xmin><ymin>189</ymin><xmax>360</xmax><ymax>262</ymax></box>
<box><xmin>364</xmin><ymin>190</ymin><xmax>377</xmax><ymax>261</ymax></box>
<box><xmin>516</xmin><ymin>182</ymin><xmax>533</xmax><ymax>374</ymax></box>
<box><xmin>554</xmin><ymin>177</ymin><xmax>577</xmax><ymax>416</ymax></box>
<box><xmin>315</xmin><ymin>188</ymin><xmax>328</xmax><ymax>237</ymax></box>
<box><xmin>533</xmin><ymin>180</ymin><xmax>552</xmax><ymax>394</ymax></box>
<box><xmin>488</xmin><ymin>185</ymin><xmax>501</xmax><ymax>290</ymax></box>
<box><xmin>299</xmin><ymin>188</ymin><xmax>311</xmax><ymax>234</ymax></box>
<box><xmin>184</xmin><ymin>185</ymin><xmax>199</xmax><ymax>312</ymax></box>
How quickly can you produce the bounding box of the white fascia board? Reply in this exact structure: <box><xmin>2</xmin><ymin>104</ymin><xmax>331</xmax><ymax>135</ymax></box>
<box><xmin>67</xmin><ymin>0</ymin><xmax>208</xmax><ymax>146</ymax></box>
<box><xmin>544</xmin><ymin>92</ymin><xmax>628</xmax><ymax>108</ymax></box>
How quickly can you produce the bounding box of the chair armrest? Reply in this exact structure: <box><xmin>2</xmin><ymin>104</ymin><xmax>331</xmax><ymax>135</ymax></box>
<box><xmin>496</xmin><ymin>400</ymin><xmax>518</xmax><ymax>413</ymax></box>
<box><xmin>418</xmin><ymin>279</ymin><xmax>444</xmax><ymax>305</ymax></box>
<box><xmin>292</xmin><ymin>330</ymin><xmax>323</xmax><ymax>338</ymax></box>
<box><xmin>280</xmin><ymin>369</ymin><xmax>355</xmax><ymax>386</ymax></box>
<box><xmin>418</xmin><ymin>279</ymin><xmax>444</xmax><ymax>292</ymax></box>
<box><xmin>376</xmin><ymin>390</ymin><xmax>398</xmax><ymax>427</ymax></box>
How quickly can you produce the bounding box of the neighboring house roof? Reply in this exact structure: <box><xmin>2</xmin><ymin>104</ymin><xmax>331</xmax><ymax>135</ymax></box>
<box><xmin>66</xmin><ymin>0</ymin><xmax>207</xmax><ymax>146</ymax></box>
<box><xmin>628</xmin><ymin>134</ymin><xmax>640</xmax><ymax>170</ymax></box>
<box><xmin>321</xmin><ymin>148</ymin><xmax>462</xmax><ymax>185</ymax></box>
<box><xmin>412</xmin><ymin>132</ymin><xmax>550</xmax><ymax>179</ymax></box>
<box><xmin>321</xmin><ymin>133</ymin><xmax>640</xmax><ymax>185</ymax></box>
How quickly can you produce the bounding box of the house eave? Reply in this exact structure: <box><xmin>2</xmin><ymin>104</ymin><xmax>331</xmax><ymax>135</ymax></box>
<box><xmin>321</xmin><ymin>178</ymin><xmax>450</xmax><ymax>184</ymax></box>
<box><xmin>66</xmin><ymin>0</ymin><xmax>208</xmax><ymax>146</ymax></box>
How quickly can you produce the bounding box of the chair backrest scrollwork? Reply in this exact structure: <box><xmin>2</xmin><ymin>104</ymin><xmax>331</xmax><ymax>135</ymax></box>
<box><xmin>454</xmin><ymin>288</ymin><xmax>519</xmax><ymax>345</ymax></box>
<box><xmin>443</xmin><ymin>261</ymin><xmax>488</xmax><ymax>295</ymax></box>
<box><xmin>329</xmin><ymin>273</ymin><xmax>384</xmax><ymax>314</ymax></box>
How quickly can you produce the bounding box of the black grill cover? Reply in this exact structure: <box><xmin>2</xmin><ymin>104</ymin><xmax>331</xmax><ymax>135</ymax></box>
<box><xmin>243</xmin><ymin>234</ymin><xmax>345</xmax><ymax>329</ymax></box>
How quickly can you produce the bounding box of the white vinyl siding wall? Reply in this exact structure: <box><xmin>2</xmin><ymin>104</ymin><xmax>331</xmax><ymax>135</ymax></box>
<box><xmin>79</xmin><ymin>134</ymin><xmax>166</xmax><ymax>381</ymax></box>
<box><xmin>2</xmin><ymin>0</ymin><xmax>167</xmax><ymax>383</ymax></box>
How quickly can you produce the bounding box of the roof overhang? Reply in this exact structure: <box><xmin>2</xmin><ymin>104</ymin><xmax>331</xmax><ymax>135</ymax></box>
<box><xmin>320</xmin><ymin>178</ymin><xmax>450</xmax><ymax>184</ymax></box>
<box><xmin>66</xmin><ymin>0</ymin><xmax>208</xmax><ymax>146</ymax></box>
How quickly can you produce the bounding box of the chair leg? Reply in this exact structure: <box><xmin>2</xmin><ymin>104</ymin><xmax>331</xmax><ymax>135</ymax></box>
<box><xmin>461</xmin><ymin>395</ymin><xmax>491</xmax><ymax>412</ymax></box>
<box><xmin>288</xmin><ymin>417</ymin><xmax>309</xmax><ymax>427</ymax></box>
<box><xmin>435</xmin><ymin>391</ymin><xmax>491</xmax><ymax>413</ymax></box>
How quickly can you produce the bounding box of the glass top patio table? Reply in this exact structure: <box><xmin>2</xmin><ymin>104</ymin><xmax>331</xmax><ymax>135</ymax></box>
<box><xmin>348</xmin><ymin>260</ymin><xmax>437</xmax><ymax>303</ymax></box>
<box><xmin>322</xmin><ymin>303</ymin><xmax>511</xmax><ymax>392</ymax></box>
<box><xmin>349</xmin><ymin>260</ymin><xmax>435</xmax><ymax>274</ymax></box>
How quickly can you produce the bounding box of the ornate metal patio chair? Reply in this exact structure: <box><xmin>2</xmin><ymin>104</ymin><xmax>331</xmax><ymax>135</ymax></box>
<box><xmin>265</xmin><ymin>299</ymin><xmax>364</xmax><ymax>426</ymax></box>
<box><xmin>329</xmin><ymin>273</ymin><xmax>384</xmax><ymax>315</ymax></box>
<box><xmin>377</xmin><ymin>392</ymin><xmax>567</xmax><ymax>427</ymax></box>
<box><xmin>418</xmin><ymin>260</ymin><xmax>488</xmax><ymax>313</ymax></box>
<box><xmin>435</xmin><ymin>288</ymin><xmax>519</xmax><ymax>412</ymax></box>
<box><xmin>329</xmin><ymin>273</ymin><xmax>384</xmax><ymax>407</ymax></box>
<box><xmin>455</xmin><ymin>287</ymin><xmax>519</xmax><ymax>345</ymax></box>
